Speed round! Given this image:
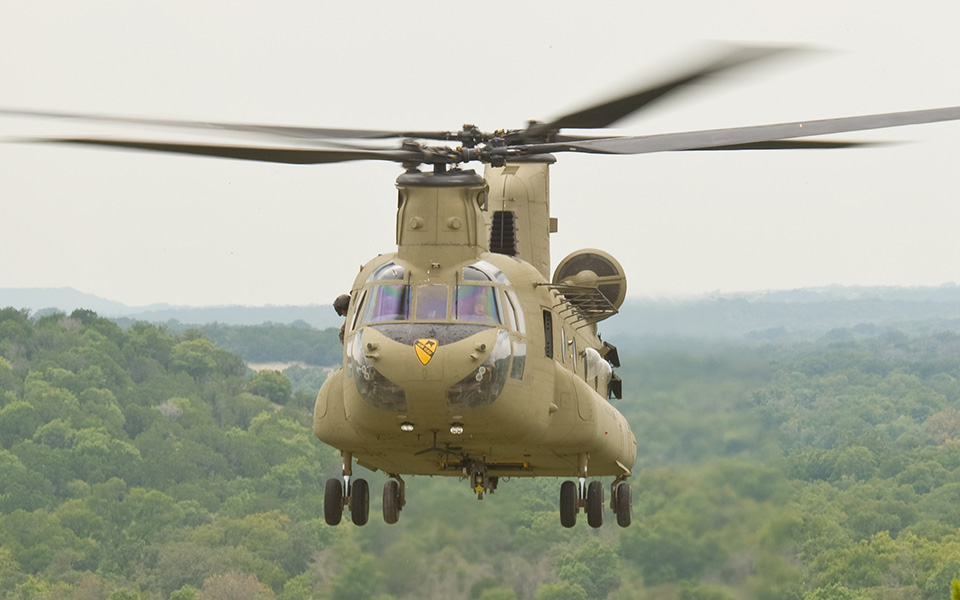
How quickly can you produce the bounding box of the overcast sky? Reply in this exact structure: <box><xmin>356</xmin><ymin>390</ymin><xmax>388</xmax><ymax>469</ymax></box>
<box><xmin>2</xmin><ymin>1</ymin><xmax>958</xmax><ymax>307</ymax></box>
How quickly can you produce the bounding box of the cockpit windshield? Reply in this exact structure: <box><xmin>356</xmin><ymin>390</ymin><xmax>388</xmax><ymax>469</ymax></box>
<box><xmin>361</xmin><ymin>284</ymin><xmax>410</xmax><ymax>323</ymax></box>
<box><xmin>415</xmin><ymin>284</ymin><xmax>448</xmax><ymax>320</ymax></box>
<box><xmin>455</xmin><ymin>285</ymin><xmax>500</xmax><ymax>324</ymax></box>
<box><xmin>358</xmin><ymin>260</ymin><xmax>509</xmax><ymax>326</ymax></box>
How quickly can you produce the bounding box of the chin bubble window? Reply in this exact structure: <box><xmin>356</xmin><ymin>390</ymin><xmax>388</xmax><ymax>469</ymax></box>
<box><xmin>446</xmin><ymin>330</ymin><xmax>511</xmax><ymax>410</ymax></box>
<box><xmin>455</xmin><ymin>285</ymin><xmax>501</xmax><ymax>324</ymax></box>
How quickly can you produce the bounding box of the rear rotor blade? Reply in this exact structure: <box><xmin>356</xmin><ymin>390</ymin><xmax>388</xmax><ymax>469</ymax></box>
<box><xmin>526</xmin><ymin>106</ymin><xmax>960</xmax><ymax>155</ymax></box>
<box><xmin>523</xmin><ymin>44</ymin><xmax>796</xmax><ymax>140</ymax></box>
<box><xmin>22</xmin><ymin>137</ymin><xmax>427</xmax><ymax>164</ymax></box>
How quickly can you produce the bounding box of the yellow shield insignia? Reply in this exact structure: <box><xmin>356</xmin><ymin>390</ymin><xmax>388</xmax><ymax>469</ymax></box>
<box><xmin>415</xmin><ymin>338</ymin><xmax>439</xmax><ymax>365</ymax></box>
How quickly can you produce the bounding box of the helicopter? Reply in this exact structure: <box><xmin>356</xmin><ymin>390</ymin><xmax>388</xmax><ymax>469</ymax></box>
<box><xmin>3</xmin><ymin>45</ymin><xmax>960</xmax><ymax>529</ymax></box>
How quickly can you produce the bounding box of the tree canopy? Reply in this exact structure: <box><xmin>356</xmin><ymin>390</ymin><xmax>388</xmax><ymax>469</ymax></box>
<box><xmin>4</xmin><ymin>306</ymin><xmax>960</xmax><ymax>599</ymax></box>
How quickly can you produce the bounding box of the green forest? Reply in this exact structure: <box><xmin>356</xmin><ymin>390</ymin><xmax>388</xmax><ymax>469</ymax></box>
<box><xmin>3</xmin><ymin>307</ymin><xmax>960</xmax><ymax>599</ymax></box>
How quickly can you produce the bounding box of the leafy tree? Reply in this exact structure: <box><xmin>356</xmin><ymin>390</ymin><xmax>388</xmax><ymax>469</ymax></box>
<box><xmin>201</xmin><ymin>571</ymin><xmax>275</xmax><ymax>600</ymax></box>
<box><xmin>170</xmin><ymin>585</ymin><xmax>202</xmax><ymax>600</ymax></box>
<box><xmin>0</xmin><ymin>356</ymin><xmax>20</xmax><ymax>396</ymax></box>
<box><xmin>0</xmin><ymin>401</ymin><xmax>41</xmax><ymax>447</ymax></box>
<box><xmin>0</xmin><ymin>546</ymin><xmax>27</xmax><ymax>595</ymax></box>
<box><xmin>326</xmin><ymin>554</ymin><xmax>379</xmax><ymax>600</ymax></box>
<box><xmin>247</xmin><ymin>370</ymin><xmax>293</xmax><ymax>405</ymax></box>
<box><xmin>802</xmin><ymin>584</ymin><xmax>868</xmax><ymax>600</ymax></box>
<box><xmin>536</xmin><ymin>583</ymin><xmax>586</xmax><ymax>600</ymax></box>
<box><xmin>21</xmin><ymin>377</ymin><xmax>79</xmax><ymax>424</ymax></box>
<box><xmin>477</xmin><ymin>587</ymin><xmax>516</xmax><ymax>600</ymax></box>
<box><xmin>170</xmin><ymin>338</ymin><xmax>244</xmax><ymax>379</ymax></box>
<box><xmin>556</xmin><ymin>541</ymin><xmax>620</xmax><ymax>598</ymax></box>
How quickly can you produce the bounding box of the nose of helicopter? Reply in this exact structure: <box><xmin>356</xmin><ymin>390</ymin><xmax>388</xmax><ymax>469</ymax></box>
<box><xmin>346</xmin><ymin>323</ymin><xmax>511</xmax><ymax>418</ymax></box>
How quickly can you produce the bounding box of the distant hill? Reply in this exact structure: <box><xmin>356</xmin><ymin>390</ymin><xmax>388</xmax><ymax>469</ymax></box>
<box><xmin>616</xmin><ymin>284</ymin><xmax>960</xmax><ymax>344</ymax></box>
<box><xmin>0</xmin><ymin>287</ymin><xmax>341</xmax><ymax>329</ymax></box>
<box><xmin>0</xmin><ymin>287</ymin><xmax>144</xmax><ymax>316</ymax></box>
<box><xmin>4</xmin><ymin>285</ymin><xmax>960</xmax><ymax>340</ymax></box>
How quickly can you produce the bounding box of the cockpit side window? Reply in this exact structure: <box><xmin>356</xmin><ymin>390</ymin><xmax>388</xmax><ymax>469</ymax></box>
<box><xmin>455</xmin><ymin>285</ymin><xmax>501</xmax><ymax>324</ymax></box>
<box><xmin>504</xmin><ymin>290</ymin><xmax>525</xmax><ymax>333</ymax></box>
<box><xmin>361</xmin><ymin>284</ymin><xmax>410</xmax><ymax>323</ymax></box>
<box><xmin>350</xmin><ymin>289</ymin><xmax>367</xmax><ymax>331</ymax></box>
<box><xmin>415</xmin><ymin>284</ymin><xmax>448</xmax><ymax>320</ymax></box>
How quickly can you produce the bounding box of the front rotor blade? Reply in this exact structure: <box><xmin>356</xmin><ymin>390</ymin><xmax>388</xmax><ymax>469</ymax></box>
<box><xmin>685</xmin><ymin>140</ymin><xmax>884</xmax><ymax>150</ymax></box>
<box><xmin>23</xmin><ymin>137</ymin><xmax>425</xmax><ymax>164</ymax></box>
<box><xmin>525</xmin><ymin>44</ymin><xmax>795</xmax><ymax>139</ymax></box>
<box><xmin>529</xmin><ymin>106</ymin><xmax>960</xmax><ymax>155</ymax></box>
<box><xmin>0</xmin><ymin>108</ymin><xmax>455</xmax><ymax>142</ymax></box>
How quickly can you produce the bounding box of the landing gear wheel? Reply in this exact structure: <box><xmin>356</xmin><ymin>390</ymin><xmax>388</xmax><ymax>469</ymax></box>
<box><xmin>383</xmin><ymin>480</ymin><xmax>401</xmax><ymax>524</ymax></box>
<box><xmin>616</xmin><ymin>481</ymin><xmax>632</xmax><ymax>528</ymax></box>
<box><xmin>560</xmin><ymin>480</ymin><xmax>578</xmax><ymax>528</ymax></box>
<box><xmin>324</xmin><ymin>478</ymin><xmax>343</xmax><ymax>526</ymax></box>
<box><xmin>587</xmin><ymin>480</ymin><xmax>604</xmax><ymax>528</ymax></box>
<box><xmin>350</xmin><ymin>478</ymin><xmax>369</xmax><ymax>526</ymax></box>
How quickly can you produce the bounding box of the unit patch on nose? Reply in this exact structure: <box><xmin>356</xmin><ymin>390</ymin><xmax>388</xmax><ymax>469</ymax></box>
<box><xmin>415</xmin><ymin>338</ymin><xmax>439</xmax><ymax>365</ymax></box>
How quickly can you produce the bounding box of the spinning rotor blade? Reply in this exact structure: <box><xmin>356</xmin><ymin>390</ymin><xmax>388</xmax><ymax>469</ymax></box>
<box><xmin>0</xmin><ymin>108</ymin><xmax>455</xmax><ymax>143</ymax></box>
<box><xmin>0</xmin><ymin>45</ymin><xmax>800</xmax><ymax>147</ymax></box>
<box><xmin>685</xmin><ymin>139</ymin><xmax>882</xmax><ymax>150</ymax></box>
<box><xmin>24</xmin><ymin>137</ymin><xmax>426</xmax><ymax>164</ymax></box>
<box><xmin>526</xmin><ymin>106</ymin><xmax>960</xmax><ymax>155</ymax></box>
<box><xmin>522</xmin><ymin>45</ymin><xmax>795</xmax><ymax>140</ymax></box>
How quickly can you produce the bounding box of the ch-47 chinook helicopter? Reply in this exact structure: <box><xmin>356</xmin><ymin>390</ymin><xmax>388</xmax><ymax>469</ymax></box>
<box><xmin>4</xmin><ymin>45</ymin><xmax>960</xmax><ymax>529</ymax></box>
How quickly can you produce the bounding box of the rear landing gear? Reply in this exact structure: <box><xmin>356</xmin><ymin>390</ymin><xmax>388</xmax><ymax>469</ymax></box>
<box><xmin>587</xmin><ymin>480</ymin><xmax>604</xmax><ymax>528</ymax></box>
<box><xmin>614</xmin><ymin>478</ymin><xmax>632</xmax><ymax>527</ymax></box>
<box><xmin>558</xmin><ymin>455</ymin><xmax>631</xmax><ymax>528</ymax></box>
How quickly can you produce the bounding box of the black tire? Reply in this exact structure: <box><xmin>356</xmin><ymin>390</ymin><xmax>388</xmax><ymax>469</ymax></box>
<box><xmin>587</xmin><ymin>480</ymin><xmax>604</xmax><ymax>528</ymax></box>
<box><xmin>559</xmin><ymin>480</ymin><xmax>578</xmax><ymax>528</ymax></box>
<box><xmin>350</xmin><ymin>478</ymin><xmax>370</xmax><ymax>526</ymax></box>
<box><xmin>324</xmin><ymin>478</ymin><xmax>343</xmax><ymax>526</ymax></box>
<box><xmin>616</xmin><ymin>482</ymin><xmax>632</xmax><ymax>528</ymax></box>
<box><xmin>383</xmin><ymin>480</ymin><xmax>401</xmax><ymax>524</ymax></box>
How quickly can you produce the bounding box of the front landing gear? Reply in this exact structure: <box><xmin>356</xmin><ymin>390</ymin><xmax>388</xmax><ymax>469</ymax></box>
<box><xmin>383</xmin><ymin>475</ymin><xmax>405</xmax><ymax>524</ymax></box>
<box><xmin>324</xmin><ymin>451</ymin><xmax>370</xmax><ymax>526</ymax></box>
<box><xmin>324</xmin><ymin>454</ymin><xmax>406</xmax><ymax>526</ymax></box>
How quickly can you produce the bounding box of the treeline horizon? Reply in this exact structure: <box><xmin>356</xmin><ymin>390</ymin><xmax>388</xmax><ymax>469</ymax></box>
<box><xmin>5</xmin><ymin>283</ymin><xmax>960</xmax><ymax>336</ymax></box>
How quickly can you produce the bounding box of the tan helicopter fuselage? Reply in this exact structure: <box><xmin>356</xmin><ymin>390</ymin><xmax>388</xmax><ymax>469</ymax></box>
<box><xmin>314</xmin><ymin>161</ymin><xmax>636</xmax><ymax>480</ymax></box>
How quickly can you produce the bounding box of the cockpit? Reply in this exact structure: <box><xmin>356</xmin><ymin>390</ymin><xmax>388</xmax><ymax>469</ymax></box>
<box><xmin>351</xmin><ymin>259</ymin><xmax>522</xmax><ymax>331</ymax></box>
<box><xmin>345</xmin><ymin>259</ymin><xmax>527</xmax><ymax>415</ymax></box>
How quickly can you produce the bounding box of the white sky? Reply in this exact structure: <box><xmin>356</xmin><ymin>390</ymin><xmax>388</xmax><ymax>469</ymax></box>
<box><xmin>1</xmin><ymin>1</ymin><xmax>958</xmax><ymax>307</ymax></box>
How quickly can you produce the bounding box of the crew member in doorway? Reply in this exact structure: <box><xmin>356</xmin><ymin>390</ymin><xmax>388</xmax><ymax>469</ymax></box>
<box><xmin>334</xmin><ymin>294</ymin><xmax>350</xmax><ymax>343</ymax></box>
